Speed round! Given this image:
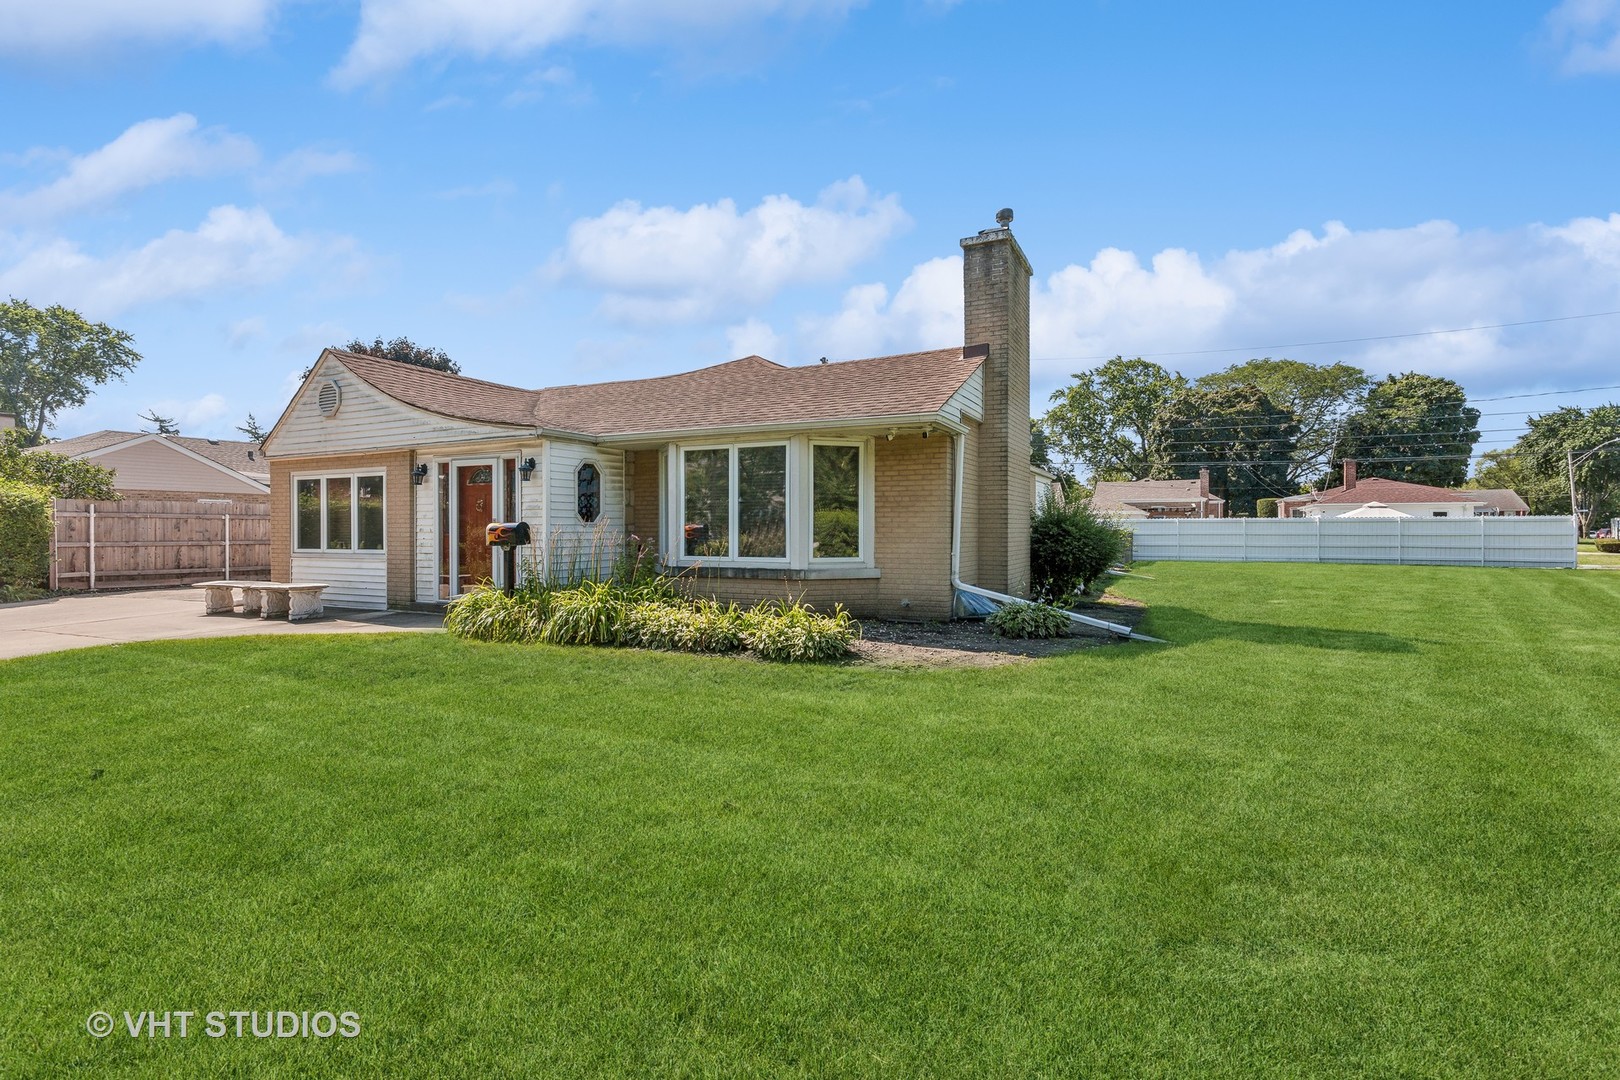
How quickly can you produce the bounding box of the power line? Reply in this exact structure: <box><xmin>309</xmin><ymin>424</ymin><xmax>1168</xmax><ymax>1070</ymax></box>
<box><xmin>1032</xmin><ymin>310</ymin><xmax>1620</xmax><ymax>364</ymax></box>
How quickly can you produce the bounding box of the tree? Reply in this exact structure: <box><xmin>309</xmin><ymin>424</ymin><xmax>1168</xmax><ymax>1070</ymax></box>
<box><xmin>0</xmin><ymin>430</ymin><xmax>119</xmax><ymax>499</ymax></box>
<box><xmin>237</xmin><ymin>413</ymin><xmax>268</xmax><ymax>441</ymax></box>
<box><xmin>1042</xmin><ymin>356</ymin><xmax>1187</xmax><ymax>483</ymax></box>
<box><xmin>344</xmin><ymin>336</ymin><xmax>459</xmax><ymax>375</ymax></box>
<box><xmin>1195</xmin><ymin>358</ymin><xmax>1369</xmax><ymax>488</ymax></box>
<box><xmin>1513</xmin><ymin>405</ymin><xmax>1620</xmax><ymax>531</ymax></box>
<box><xmin>1468</xmin><ymin>449</ymin><xmax>1564</xmax><ymax>514</ymax></box>
<box><xmin>1330</xmin><ymin>373</ymin><xmax>1479</xmax><ymax>488</ymax></box>
<box><xmin>1147</xmin><ymin>384</ymin><xmax>1300</xmax><ymax>516</ymax></box>
<box><xmin>0</xmin><ymin>299</ymin><xmax>141</xmax><ymax>446</ymax></box>
<box><xmin>139</xmin><ymin>409</ymin><xmax>179</xmax><ymax>435</ymax></box>
<box><xmin>1029</xmin><ymin>418</ymin><xmax>1077</xmax><ymax>489</ymax></box>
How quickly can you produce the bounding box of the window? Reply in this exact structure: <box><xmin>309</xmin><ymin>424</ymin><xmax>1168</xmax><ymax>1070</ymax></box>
<box><xmin>674</xmin><ymin>438</ymin><xmax>865</xmax><ymax>566</ymax></box>
<box><xmin>577</xmin><ymin>462</ymin><xmax>601</xmax><ymax>523</ymax></box>
<box><xmin>683</xmin><ymin>448</ymin><xmax>731</xmax><ymax>557</ymax></box>
<box><xmin>294</xmin><ymin>474</ymin><xmax>385</xmax><ymax>552</ymax></box>
<box><xmin>738</xmin><ymin>446</ymin><xmax>787</xmax><ymax>557</ymax></box>
<box><xmin>1432</xmin><ymin>511</ymin><xmax>1447</xmax><ymax>518</ymax></box>
<box><xmin>812</xmin><ymin>444</ymin><xmax>861</xmax><ymax>559</ymax></box>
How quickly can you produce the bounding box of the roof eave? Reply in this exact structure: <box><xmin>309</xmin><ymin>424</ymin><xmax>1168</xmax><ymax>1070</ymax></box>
<box><xmin>593</xmin><ymin>410</ymin><xmax>967</xmax><ymax>445</ymax></box>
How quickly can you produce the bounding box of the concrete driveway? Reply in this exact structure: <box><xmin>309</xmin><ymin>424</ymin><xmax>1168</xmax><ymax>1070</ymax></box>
<box><xmin>0</xmin><ymin>588</ymin><xmax>443</xmax><ymax>661</ymax></box>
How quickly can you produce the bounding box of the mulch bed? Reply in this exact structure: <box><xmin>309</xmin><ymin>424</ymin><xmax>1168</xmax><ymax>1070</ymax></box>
<box><xmin>849</xmin><ymin>594</ymin><xmax>1147</xmax><ymax>669</ymax></box>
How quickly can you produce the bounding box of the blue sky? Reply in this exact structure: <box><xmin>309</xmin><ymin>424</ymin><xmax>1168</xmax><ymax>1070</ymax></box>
<box><xmin>3</xmin><ymin>0</ymin><xmax>1618</xmax><ymax>462</ymax></box>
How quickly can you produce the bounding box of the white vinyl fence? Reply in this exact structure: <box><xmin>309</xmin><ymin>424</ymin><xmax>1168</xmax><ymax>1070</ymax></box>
<box><xmin>1124</xmin><ymin>516</ymin><xmax>1576</xmax><ymax>569</ymax></box>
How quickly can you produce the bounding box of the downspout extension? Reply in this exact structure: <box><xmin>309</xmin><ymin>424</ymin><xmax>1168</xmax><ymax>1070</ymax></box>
<box><xmin>948</xmin><ymin>434</ymin><xmax>1162</xmax><ymax>644</ymax></box>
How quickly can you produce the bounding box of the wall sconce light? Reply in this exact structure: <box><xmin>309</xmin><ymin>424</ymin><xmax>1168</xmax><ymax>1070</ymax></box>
<box><xmin>411</xmin><ymin>463</ymin><xmax>429</xmax><ymax>485</ymax></box>
<box><xmin>519</xmin><ymin>456</ymin><xmax>537</xmax><ymax>481</ymax></box>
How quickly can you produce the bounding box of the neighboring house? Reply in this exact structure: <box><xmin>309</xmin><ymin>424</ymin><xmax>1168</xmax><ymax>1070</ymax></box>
<box><xmin>28</xmin><ymin>431</ymin><xmax>271</xmax><ymax>498</ymax></box>
<box><xmin>262</xmin><ymin>217</ymin><xmax>1043</xmax><ymax>616</ymax></box>
<box><xmin>1090</xmin><ymin>470</ymin><xmax>1226</xmax><ymax>519</ymax></box>
<box><xmin>0</xmin><ymin>412</ymin><xmax>16</xmax><ymax>432</ymax></box>
<box><xmin>1276</xmin><ymin>461</ymin><xmax>1486</xmax><ymax>519</ymax></box>
<box><xmin>1467</xmin><ymin>488</ymin><xmax>1531</xmax><ymax>517</ymax></box>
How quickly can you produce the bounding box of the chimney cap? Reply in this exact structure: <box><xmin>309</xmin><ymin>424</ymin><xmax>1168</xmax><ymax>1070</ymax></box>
<box><xmin>995</xmin><ymin>207</ymin><xmax>1014</xmax><ymax>227</ymax></box>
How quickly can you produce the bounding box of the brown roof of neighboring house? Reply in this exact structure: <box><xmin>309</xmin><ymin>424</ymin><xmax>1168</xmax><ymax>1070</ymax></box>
<box><xmin>326</xmin><ymin>345</ymin><xmax>989</xmax><ymax>438</ymax></box>
<box><xmin>1467</xmin><ymin>488</ymin><xmax>1531</xmax><ymax>514</ymax></box>
<box><xmin>1302</xmin><ymin>477</ymin><xmax>1480</xmax><ymax>505</ymax></box>
<box><xmin>29</xmin><ymin>430</ymin><xmax>269</xmax><ymax>480</ymax></box>
<box><xmin>1091</xmin><ymin>478</ymin><xmax>1225</xmax><ymax>508</ymax></box>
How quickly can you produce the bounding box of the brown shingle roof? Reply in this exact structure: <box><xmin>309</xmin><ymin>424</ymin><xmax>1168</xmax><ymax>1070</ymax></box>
<box><xmin>326</xmin><ymin>345</ymin><xmax>988</xmax><ymax>438</ymax></box>
<box><xmin>1309</xmin><ymin>477</ymin><xmax>1479</xmax><ymax>505</ymax></box>
<box><xmin>29</xmin><ymin>430</ymin><xmax>269</xmax><ymax>480</ymax></box>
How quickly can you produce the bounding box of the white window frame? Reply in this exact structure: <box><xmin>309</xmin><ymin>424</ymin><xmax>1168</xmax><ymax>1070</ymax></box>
<box><xmin>292</xmin><ymin>472</ymin><xmax>387</xmax><ymax>554</ymax></box>
<box><xmin>667</xmin><ymin>435</ymin><xmax>874</xmax><ymax>570</ymax></box>
<box><xmin>806</xmin><ymin>438</ymin><xmax>873</xmax><ymax>565</ymax></box>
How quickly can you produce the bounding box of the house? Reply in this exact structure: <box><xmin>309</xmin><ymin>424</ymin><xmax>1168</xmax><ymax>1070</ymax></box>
<box><xmin>1276</xmin><ymin>461</ymin><xmax>1487</xmax><ymax>519</ymax></box>
<box><xmin>1090</xmin><ymin>470</ymin><xmax>1226</xmax><ymax>519</ymax></box>
<box><xmin>262</xmin><ymin>215</ymin><xmax>1043</xmax><ymax>616</ymax></box>
<box><xmin>1468</xmin><ymin>488</ymin><xmax>1531</xmax><ymax>517</ymax></box>
<box><xmin>27</xmin><ymin>430</ymin><xmax>271</xmax><ymax>499</ymax></box>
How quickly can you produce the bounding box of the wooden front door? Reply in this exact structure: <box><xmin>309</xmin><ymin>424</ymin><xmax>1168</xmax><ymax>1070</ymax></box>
<box><xmin>454</xmin><ymin>462</ymin><xmax>495</xmax><ymax>592</ymax></box>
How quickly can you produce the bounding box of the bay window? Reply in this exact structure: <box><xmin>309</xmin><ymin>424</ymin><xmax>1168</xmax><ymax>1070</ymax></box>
<box><xmin>295</xmin><ymin>474</ymin><xmax>385</xmax><ymax>552</ymax></box>
<box><xmin>675</xmin><ymin>437</ymin><xmax>867</xmax><ymax>567</ymax></box>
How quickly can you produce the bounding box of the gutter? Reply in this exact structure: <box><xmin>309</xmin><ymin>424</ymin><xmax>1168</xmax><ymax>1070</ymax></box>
<box><xmin>949</xmin><ymin>432</ymin><xmax>1163</xmax><ymax>644</ymax></box>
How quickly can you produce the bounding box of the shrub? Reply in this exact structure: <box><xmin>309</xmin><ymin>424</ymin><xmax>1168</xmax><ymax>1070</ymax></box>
<box><xmin>1594</xmin><ymin>539</ymin><xmax>1620</xmax><ymax>553</ymax></box>
<box><xmin>1256</xmin><ymin>497</ymin><xmax>1279</xmax><ymax>519</ymax></box>
<box><xmin>812</xmin><ymin>508</ymin><xmax>860</xmax><ymax>558</ymax></box>
<box><xmin>987</xmin><ymin>600</ymin><xmax>1072</xmax><ymax>639</ymax></box>
<box><xmin>0</xmin><ymin>431</ymin><xmax>118</xmax><ymax>500</ymax></box>
<box><xmin>444</xmin><ymin>584</ymin><xmax>551</xmax><ymax>643</ymax></box>
<box><xmin>742</xmin><ymin>600</ymin><xmax>860</xmax><ymax>662</ymax></box>
<box><xmin>626</xmin><ymin>598</ymin><xmax>748</xmax><ymax>653</ymax></box>
<box><xmin>0</xmin><ymin>479</ymin><xmax>52</xmax><ymax>589</ymax></box>
<box><xmin>1029</xmin><ymin>499</ymin><xmax>1129</xmax><ymax>602</ymax></box>
<box><xmin>541</xmin><ymin>578</ymin><xmax>630</xmax><ymax>645</ymax></box>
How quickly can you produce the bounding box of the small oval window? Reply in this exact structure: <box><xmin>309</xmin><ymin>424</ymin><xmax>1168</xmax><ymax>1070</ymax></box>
<box><xmin>577</xmin><ymin>463</ymin><xmax>600</xmax><ymax>523</ymax></box>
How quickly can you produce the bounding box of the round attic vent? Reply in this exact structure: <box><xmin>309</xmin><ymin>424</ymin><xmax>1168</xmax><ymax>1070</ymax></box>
<box><xmin>316</xmin><ymin>380</ymin><xmax>342</xmax><ymax>418</ymax></box>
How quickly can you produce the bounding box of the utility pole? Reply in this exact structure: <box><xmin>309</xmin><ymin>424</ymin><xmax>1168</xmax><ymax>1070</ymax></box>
<box><xmin>1568</xmin><ymin>448</ymin><xmax>1581</xmax><ymax>536</ymax></box>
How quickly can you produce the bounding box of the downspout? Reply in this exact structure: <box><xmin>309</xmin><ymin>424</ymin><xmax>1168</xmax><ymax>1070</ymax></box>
<box><xmin>948</xmin><ymin>433</ymin><xmax>1160</xmax><ymax>643</ymax></box>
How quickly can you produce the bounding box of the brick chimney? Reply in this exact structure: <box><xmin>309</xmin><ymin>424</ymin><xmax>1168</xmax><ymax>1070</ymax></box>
<box><xmin>962</xmin><ymin>208</ymin><xmax>1033</xmax><ymax>596</ymax></box>
<box><xmin>1342</xmin><ymin>459</ymin><xmax>1358</xmax><ymax>492</ymax></box>
<box><xmin>1198</xmin><ymin>467</ymin><xmax>1210</xmax><ymax>497</ymax></box>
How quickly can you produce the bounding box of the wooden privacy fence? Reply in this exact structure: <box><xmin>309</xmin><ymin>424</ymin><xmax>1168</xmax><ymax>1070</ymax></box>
<box><xmin>1123</xmin><ymin>515</ymin><xmax>1577</xmax><ymax>569</ymax></box>
<box><xmin>51</xmin><ymin>496</ymin><xmax>272</xmax><ymax>590</ymax></box>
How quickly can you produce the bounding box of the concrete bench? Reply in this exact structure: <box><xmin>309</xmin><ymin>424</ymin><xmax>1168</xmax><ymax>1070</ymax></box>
<box><xmin>193</xmin><ymin>581</ymin><xmax>332</xmax><ymax>622</ymax></box>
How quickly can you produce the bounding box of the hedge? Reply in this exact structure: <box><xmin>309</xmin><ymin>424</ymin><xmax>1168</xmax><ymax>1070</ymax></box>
<box><xmin>0</xmin><ymin>479</ymin><xmax>52</xmax><ymax>588</ymax></box>
<box><xmin>1256</xmin><ymin>497</ymin><xmax>1279</xmax><ymax>518</ymax></box>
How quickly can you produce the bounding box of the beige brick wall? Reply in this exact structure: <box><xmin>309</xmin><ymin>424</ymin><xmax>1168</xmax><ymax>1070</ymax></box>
<box><xmin>689</xmin><ymin>575</ymin><xmax>880</xmax><ymax>614</ymax></box>
<box><xmin>625</xmin><ymin>448</ymin><xmax>661</xmax><ymax>556</ymax></box>
<box><xmin>871</xmin><ymin>432</ymin><xmax>953</xmax><ymax>620</ymax></box>
<box><xmin>270</xmin><ymin>451</ymin><xmax>415</xmax><ymax>606</ymax></box>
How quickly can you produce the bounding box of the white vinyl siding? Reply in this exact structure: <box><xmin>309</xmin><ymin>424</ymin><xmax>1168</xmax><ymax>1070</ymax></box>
<box><xmin>267</xmin><ymin>356</ymin><xmax>525</xmax><ymax>458</ymax></box>
<box><xmin>545</xmin><ymin>441</ymin><xmax>624</xmax><ymax>583</ymax></box>
<box><xmin>942</xmin><ymin>367</ymin><xmax>984</xmax><ymax>424</ymax></box>
<box><xmin>291</xmin><ymin>552</ymin><xmax>387</xmax><ymax>609</ymax></box>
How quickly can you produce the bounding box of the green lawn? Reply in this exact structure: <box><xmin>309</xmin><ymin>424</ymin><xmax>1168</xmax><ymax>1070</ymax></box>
<box><xmin>1578</xmin><ymin>539</ymin><xmax>1620</xmax><ymax>567</ymax></box>
<box><xmin>4</xmin><ymin>563</ymin><xmax>1619</xmax><ymax>1078</ymax></box>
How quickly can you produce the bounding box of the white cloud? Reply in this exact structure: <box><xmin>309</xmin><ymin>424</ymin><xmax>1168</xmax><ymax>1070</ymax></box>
<box><xmin>147</xmin><ymin>392</ymin><xmax>230</xmax><ymax>430</ymax></box>
<box><xmin>502</xmin><ymin>65</ymin><xmax>585</xmax><ymax>107</ymax></box>
<box><xmin>799</xmin><ymin>214</ymin><xmax>1620</xmax><ymax>397</ymax></box>
<box><xmin>332</xmin><ymin>0</ymin><xmax>863</xmax><ymax>87</ymax></box>
<box><xmin>557</xmin><ymin>176</ymin><xmax>908</xmax><ymax>323</ymax></box>
<box><xmin>0</xmin><ymin>114</ymin><xmax>258</xmax><ymax>224</ymax></box>
<box><xmin>226</xmin><ymin>316</ymin><xmax>267</xmax><ymax>348</ymax></box>
<box><xmin>725</xmin><ymin>317</ymin><xmax>782</xmax><ymax>358</ymax></box>
<box><xmin>255</xmin><ymin>147</ymin><xmax>364</xmax><ymax>191</ymax></box>
<box><xmin>1546</xmin><ymin>0</ymin><xmax>1620</xmax><ymax>74</ymax></box>
<box><xmin>0</xmin><ymin>205</ymin><xmax>322</xmax><ymax>315</ymax></box>
<box><xmin>0</xmin><ymin>0</ymin><xmax>279</xmax><ymax>54</ymax></box>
